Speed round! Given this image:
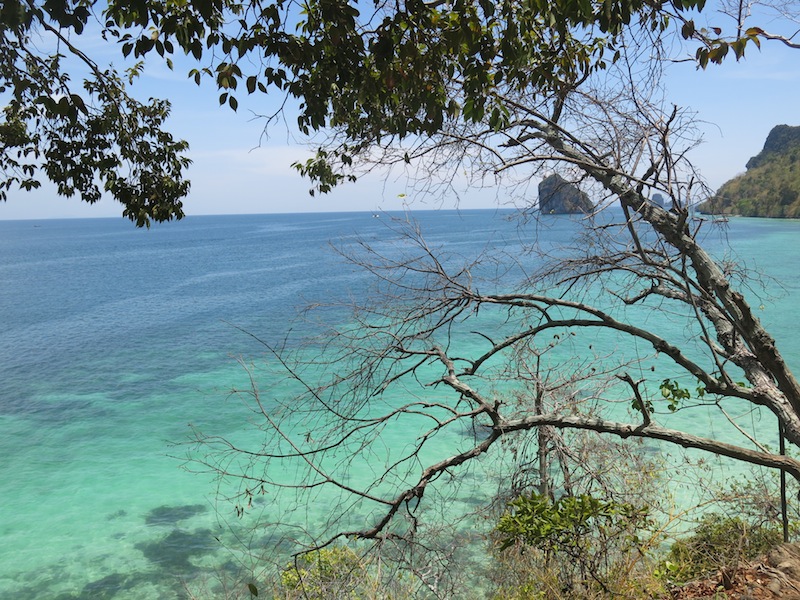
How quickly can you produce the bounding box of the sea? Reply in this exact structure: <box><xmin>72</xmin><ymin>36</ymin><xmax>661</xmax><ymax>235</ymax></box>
<box><xmin>1</xmin><ymin>209</ymin><xmax>799</xmax><ymax>599</ymax></box>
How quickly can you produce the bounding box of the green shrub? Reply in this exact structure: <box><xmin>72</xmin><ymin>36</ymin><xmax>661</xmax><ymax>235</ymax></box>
<box><xmin>274</xmin><ymin>545</ymin><xmax>418</xmax><ymax>599</ymax></box>
<box><xmin>279</xmin><ymin>546</ymin><xmax>366</xmax><ymax>599</ymax></box>
<box><xmin>661</xmin><ymin>513</ymin><xmax>782</xmax><ymax>585</ymax></box>
<box><xmin>494</xmin><ymin>493</ymin><xmax>653</xmax><ymax>596</ymax></box>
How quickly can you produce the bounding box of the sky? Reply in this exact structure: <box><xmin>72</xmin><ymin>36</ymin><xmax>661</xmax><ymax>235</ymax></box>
<box><xmin>2</xmin><ymin>8</ymin><xmax>799</xmax><ymax>221</ymax></box>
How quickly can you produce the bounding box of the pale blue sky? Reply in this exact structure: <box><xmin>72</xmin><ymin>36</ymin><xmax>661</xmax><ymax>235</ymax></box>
<box><xmin>2</xmin><ymin>19</ymin><xmax>799</xmax><ymax>221</ymax></box>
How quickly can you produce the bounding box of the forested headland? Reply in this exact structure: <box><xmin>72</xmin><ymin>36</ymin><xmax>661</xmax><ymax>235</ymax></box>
<box><xmin>698</xmin><ymin>125</ymin><xmax>800</xmax><ymax>218</ymax></box>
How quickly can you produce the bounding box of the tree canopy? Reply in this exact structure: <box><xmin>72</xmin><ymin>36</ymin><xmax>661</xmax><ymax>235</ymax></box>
<box><xmin>0</xmin><ymin>0</ymin><xmax>791</xmax><ymax>222</ymax></box>
<box><xmin>0</xmin><ymin>0</ymin><xmax>194</xmax><ymax>226</ymax></box>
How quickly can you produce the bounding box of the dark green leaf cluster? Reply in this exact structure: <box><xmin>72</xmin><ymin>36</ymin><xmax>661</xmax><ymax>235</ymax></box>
<box><xmin>292</xmin><ymin>149</ymin><xmax>357</xmax><ymax>196</ymax></box>
<box><xmin>91</xmin><ymin>0</ymin><xmax>716</xmax><ymax>195</ymax></box>
<box><xmin>496</xmin><ymin>492</ymin><xmax>651</xmax><ymax>594</ymax></box>
<box><xmin>658</xmin><ymin>378</ymin><xmax>694</xmax><ymax>412</ymax></box>
<box><xmin>496</xmin><ymin>492</ymin><xmax>647</xmax><ymax>553</ymax></box>
<box><xmin>1</xmin><ymin>0</ymin><xmax>775</xmax><ymax>215</ymax></box>
<box><xmin>685</xmin><ymin>22</ymin><xmax>764</xmax><ymax>67</ymax></box>
<box><xmin>1</xmin><ymin>1</ymin><xmax>190</xmax><ymax>226</ymax></box>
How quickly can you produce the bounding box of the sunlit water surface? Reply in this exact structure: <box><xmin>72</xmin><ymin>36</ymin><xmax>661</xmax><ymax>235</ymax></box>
<box><xmin>1</xmin><ymin>210</ymin><xmax>799</xmax><ymax>598</ymax></box>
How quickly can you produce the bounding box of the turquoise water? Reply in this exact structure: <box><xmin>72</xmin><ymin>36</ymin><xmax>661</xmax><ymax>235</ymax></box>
<box><xmin>0</xmin><ymin>210</ymin><xmax>799</xmax><ymax>598</ymax></box>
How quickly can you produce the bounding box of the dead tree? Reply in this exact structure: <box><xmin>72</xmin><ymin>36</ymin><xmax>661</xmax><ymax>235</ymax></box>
<box><xmin>186</xmin><ymin>9</ymin><xmax>800</xmax><ymax>587</ymax></box>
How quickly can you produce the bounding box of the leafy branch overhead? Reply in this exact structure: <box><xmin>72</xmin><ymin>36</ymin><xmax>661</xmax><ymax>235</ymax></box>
<box><xmin>0</xmin><ymin>1</ymin><xmax>192</xmax><ymax>226</ymax></box>
<box><xmin>1</xmin><ymin>0</ymin><xmax>796</xmax><ymax>220</ymax></box>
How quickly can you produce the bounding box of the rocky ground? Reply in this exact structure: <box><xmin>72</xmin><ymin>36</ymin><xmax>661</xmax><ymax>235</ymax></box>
<box><xmin>670</xmin><ymin>544</ymin><xmax>800</xmax><ymax>599</ymax></box>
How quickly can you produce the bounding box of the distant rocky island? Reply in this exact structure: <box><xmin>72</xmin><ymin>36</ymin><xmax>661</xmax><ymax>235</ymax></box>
<box><xmin>697</xmin><ymin>124</ymin><xmax>800</xmax><ymax>218</ymax></box>
<box><xmin>650</xmin><ymin>193</ymin><xmax>667</xmax><ymax>208</ymax></box>
<box><xmin>537</xmin><ymin>174</ymin><xmax>667</xmax><ymax>214</ymax></box>
<box><xmin>538</xmin><ymin>174</ymin><xmax>593</xmax><ymax>214</ymax></box>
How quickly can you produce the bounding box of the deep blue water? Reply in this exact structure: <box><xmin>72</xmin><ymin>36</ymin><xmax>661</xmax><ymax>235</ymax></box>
<box><xmin>0</xmin><ymin>210</ymin><xmax>799</xmax><ymax>598</ymax></box>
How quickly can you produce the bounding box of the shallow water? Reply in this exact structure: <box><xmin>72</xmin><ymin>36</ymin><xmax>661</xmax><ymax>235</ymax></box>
<box><xmin>1</xmin><ymin>210</ymin><xmax>798</xmax><ymax>598</ymax></box>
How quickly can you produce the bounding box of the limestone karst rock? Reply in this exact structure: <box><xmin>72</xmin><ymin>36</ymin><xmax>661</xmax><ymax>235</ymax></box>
<box><xmin>538</xmin><ymin>174</ymin><xmax>593</xmax><ymax>214</ymax></box>
<box><xmin>697</xmin><ymin>124</ymin><xmax>800</xmax><ymax>217</ymax></box>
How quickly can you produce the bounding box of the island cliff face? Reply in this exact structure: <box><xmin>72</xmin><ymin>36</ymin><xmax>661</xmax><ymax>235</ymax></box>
<box><xmin>538</xmin><ymin>174</ymin><xmax>593</xmax><ymax>214</ymax></box>
<box><xmin>697</xmin><ymin>124</ymin><xmax>800</xmax><ymax>218</ymax></box>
